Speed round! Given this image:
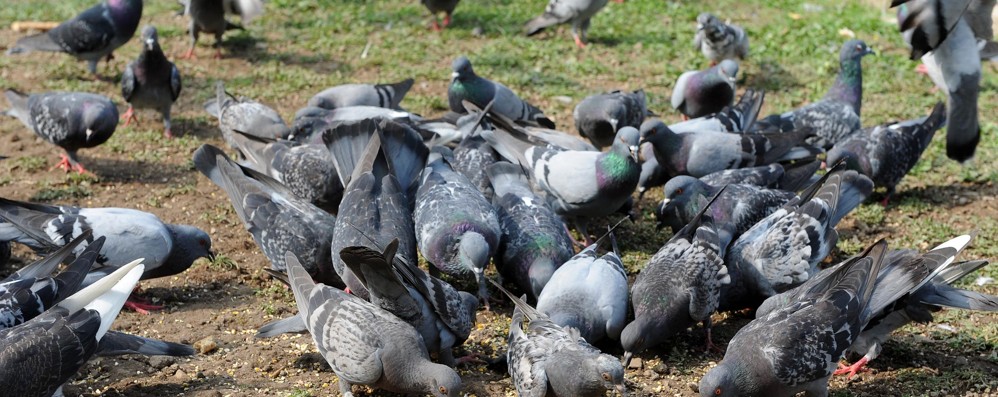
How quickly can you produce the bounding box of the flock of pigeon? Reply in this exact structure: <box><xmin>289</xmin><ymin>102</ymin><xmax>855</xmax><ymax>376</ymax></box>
<box><xmin>0</xmin><ymin>0</ymin><xmax>994</xmax><ymax>396</ymax></box>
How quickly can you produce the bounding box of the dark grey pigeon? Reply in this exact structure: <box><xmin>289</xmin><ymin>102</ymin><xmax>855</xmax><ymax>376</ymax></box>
<box><xmin>752</xmin><ymin>40</ymin><xmax>874</xmax><ymax>149</ymax></box>
<box><xmin>656</xmin><ymin>175</ymin><xmax>796</xmax><ymax>238</ymax></box>
<box><xmin>121</xmin><ymin>25</ymin><xmax>182</xmax><ymax>139</ymax></box>
<box><xmin>182</xmin><ymin>0</ymin><xmax>244</xmax><ymax>59</ymax></box>
<box><xmin>448</xmin><ymin>56</ymin><xmax>555</xmax><ymax>128</ymax></box>
<box><xmin>414</xmin><ymin>152</ymin><xmax>501</xmax><ymax>305</ymax></box>
<box><xmin>205</xmin><ymin>81</ymin><xmax>290</xmax><ymax>148</ymax></box>
<box><xmin>6</xmin><ymin>0</ymin><xmax>143</xmax><ymax>77</ymax></box>
<box><xmin>307</xmin><ymin>79</ymin><xmax>415</xmax><ymax>111</ymax></box>
<box><xmin>671</xmin><ymin>60</ymin><xmax>739</xmax><ymax>119</ymax></box>
<box><xmin>523</xmin><ymin>0</ymin><xmax>610</xmax><ymax>48</ymax></box>
<box><xmin>535</xmin><ymin>242</ymin><xmax>628</xmax><ymax>345</ymax></box>
<box><xmin>453</xmin><ymin>132</ymin><xmax>500</xmax><ymax>201</ymax></box>
<box><xmin>283</xmin><ymin>251</ymin><xmax>463</xmax><ymax>396</ymax></box>
<box><xmin>622</xmin><ymin>190</ymin><xmax>730</xmax><ymax>363</ymax></box>
<box><xmin>192</xmin><ymin>144</ymin><xmax>341</xmax><ymax>287</ymax></box>
<box><xmin>892</xmin><ymin>0</ymin><xmax>975</xmax><ymax>59</ymax></box>
<box><xmin>827</xmin><ymin>103</ymin><xmax>946</xmax><ymax>204</ymax></box>
<box><xmin>422</xmin><ymin>0</ymin><xmax>460</xmax><ymax>30</ymax></box>
<box><xmin>2</xmin><ymin>90</ymin><xmax>118</xmax><ymax>174</ymax></box>
<box><xmin>694</xmin><ymin>13</ymin><xmax>750</xmax><ymax>64</ymax></box>
<box><xmin>492</xmin><ymin>281</ymin><xmax>626</xmax><ymax>396</ymax></box>
<box><xmin>486</xmin><ymin>162</ymin><xmax>575</xmax><ymax>300</ymax></box>
<box><xmin>573</xmin><ymin>89</ymin><xmax>648</xmax><ymax>149</ymax></box>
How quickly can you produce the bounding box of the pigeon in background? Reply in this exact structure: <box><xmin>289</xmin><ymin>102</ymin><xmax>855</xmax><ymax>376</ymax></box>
<box><xmin>182</xmin><ymin>0</ymin><xmax>244</xmax><ymax>59</ymax></box>
<box><xmin>2</xmin><ymin>90</ymin><xmax>118</xmax><ymax>174</ymax></box>
<box><xmin>224</xmin><ymin>0</ymin><xmax>265</xmax><ymax>24</ymax></box>
<box><xmin>574</xmin><ymin>89</ymin><xmax>648</xmax><ymax>149</ymax></box>
<box><xmin>487</xmin><ymin>162</ymin><xmax>575</xmax><ymax>299</ymax></box>
<box><xmin>422</xmin><ymin>0</ymin><xmax>460</xmax><ymax>30</ymax></box>
<box><xmin>205</xmin><ymin>81</ymin><xmax>290</xmax><ymax>149</ymax></box>
<box><xmin>5</xmin><ymin>0</ymin><xmax>143</xmax><ymax>78</ymax></box>
<box><xmin>121</xmin><ymin>26</ymin><xmax>182</xmax><ymax>139</ymax></box>
<box><xmin>827</xmin><ymin>103</ymin><xmax>946</xmax><ymax>203</ymax></box>
<box><xmin>694</xmin><ymin>13</ymin><xmax>749</xmax><ymax>64</ymax></box>
<box><xmin>307</xmin><ymin>79</ymin><xmax>415</xmax><ymax>111</ymax></box>
<box><xmin>671</xmin><ymin>60</ymin><xmax>739</xmax><ymax>119</ymax></box>
<box><xmin>523</xmin><ymin>0</ymin><xmax>610</xmax><ymax>48</ymax></box>
<box><xmin>891</xmin><ymin>0</ymin><xmax>975</xmax><ymax>59</ymax></box>
<box><xmin>752</xmin><ymin>40</ymin><xmax>874</xmax><ymax>149</ymax></box>
<box><xmin>449</xmin><ymin>56</ymin><xmax>555</xmax><ymax>129</ymax></box>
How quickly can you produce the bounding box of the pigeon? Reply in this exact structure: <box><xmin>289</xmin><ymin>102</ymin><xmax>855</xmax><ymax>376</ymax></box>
<box><xmin>307</xmin><ymin>79</ymin><xmax>415</xmax><ymax>111</ymax></box>
<box><xmin>639</xmin><ymin>119</ymin><xmax>812</xmax><ymax>179</ymax></box>
<box><xmin>573</xmin><ymin>89</ymin><xmax>648</xmax><ymax>149</ymax></box>
<box><xmin>535</xmin><ymin>241</ymin><xmax>628</xmax><ymax>345</ymax></box>
<box><xmin>205</xmin><ymin>81</ymin><xmax>291</xmax><ymax>149</ymax></box>
<box><xmin>966</xmin><ymin>0</ymin><xmax>998</xmax><ymax>59</ymax></box>
<box><xmin>668</xmin><ymin>89</ymin><xmax>765</xmax><ymax>134</ymax></box>
<box><xmin>523</xmin><ymin>0</ymin><xmax>610</xmax><ymax>48</ymax></box>
<box><xmin>340</xmin><ymin>241</ymin><xmax>478</xmax><ymax>366</ymax></box>
<box><xmin>223</xmin><ymin>0</ymin><xmax>265</xmax><ymax>24</ymax></box>
<box><xmin>622</xmin><ymin>190</ymin><xmax>730</xmax><ymax>363</ymax></box>
<box><xmin>655</xmin><ymin>175</ymin><xmax>797</xmax><ymax>238</ymax></box>
<box><xmin>486</xmin><ymin>162</ymin><xmax>575</xmax><ymax>299</ymax></box>
<box><xmin>827</xmin><ymin>103</ymin><xmax>946</xmax><ymax>203</ymax></box>
<box><xmin>2</xmin><ymin>90</ymin><xmax>118</xmax><ymax>174</ymax></box>
<box><xmin>422</xmin><ymin>0</ymin><xmax>460</xmax><ymax>30</ymax></box>
<box><xmin>120</xmin><ymin>25</ymin><xmax>182</xmax><ymax>139</ymax></box>
<box><xmin>671</xmin><ymin>60</ymin><xmax>739</xmax><ymax>119</ymax></box>
<box><xmin>698</xmin><ymin>162</ymin><xmax>821</xmax><ymax>191</ymax></box>
<box><xmin>892</xmin><ymin>0</ymin><xmax>975</xmax><ymax>59</ymax></box>
<box><xmin>414</xmin><ymin>152</ymin><xmax>501</xmax><ymax>305</ymax></box>
<box><xmin>491</xmin><ymin>281</ymin><xmax>627</xmax><ymax>397</ymax></box>
<box><xmin>182</xmin><ymin>0</ymin><xmax>244</xmax><ymax>59</ymax></box>
<box><xmin>694</xmin><ymin>13</ymin><xmax>750</xmax><ymax>64</ymax></box>
<box><xmin>5</xmin><ymin>0</ymin><xmax>143</xmax><ymax>77</ymax></box>
<box><xmin>289</xmin><ymin>105</ymin><xmax>421</xmax><ymax>145</ymax></box>
<box><xmin>192</xmin><ymin>144</ymin><xmax>342</xmax><ymax>287</ymax></box>
<box><xmin>752</xmin><ymin>40</ymin><xmax>874</xmax><ymax>149</ymax></box>
<box><xmin>448</xmin><ymin>56</ymin><xmax>555</xmax><ymax>129</ymax></box>
<box><xmin>283</xmin><ymin>251</ymin><xmax>464</xmax><ymax>397</ymax></box>
<box><xmin>453</xmin><ymin>131</ymin><xmax>500</xmax><ymax>201</ymax></box>
<box><xmin>0</xmin><ymin>260</ymin><xmax>144</xmax><ymax>397</ymax></box>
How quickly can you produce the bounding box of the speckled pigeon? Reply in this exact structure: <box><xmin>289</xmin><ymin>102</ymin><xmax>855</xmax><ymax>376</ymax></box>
<box><xmin>448</xmin><ymin>56</ymin><xmax>555</xmax><ymax>128</ymax></box>
<box><xmin>751</xmin><ymin>40</ymin><xmax>874</xmax><ymax>149</ymax></box>
<box><xmin>283</xmin><ymin>251</ymin><xmax>464</xmax><ymax>397</ymax></box>
<box><xmin>205</xmin><ymin>81</ymin><xmax>290</xmax><ymax>148</ymax></box>
<box><xmin>422</xmin><ymin>0</ymin><xmax>460</xmax><ymax>30</ymax></box>
<box><xmin>574</xmin><ymin>89</ymin><xmax>648</xmax><ymax>149</ymax></box>
<box><xmin>2</xmin><ymin>90</ymin><xmax>118</xmax><ymax>174</ymax></box>
<box><xmin>486</xmin><ymin>162</ymin><xmax>574</xmax><ymax>300</ymax></box>
<box><xmin>415</xmin><ymin>152</ymin><xmax>501</xmax><ymax>305</ymax></box>
<box><xmin>523</xmin><ymin>0</ymin><xmax>609</xmax><ymax>48</ymax></box>
<box><xmin>6</xmin><ymin>0</ymin><xmax>143</xmax><ymax>77</ymax></box>
<box><xmin>671</xmin><ymin>60</ymin><xmax>738</xmax><ymax>119</ymax></box>
<box><xmin>698</xmin><ymin>161</ymin><xmax>821</xmax><ymax>191</ymax></box>
<box><xmin>453</xmin><ymin>131</ymin><xmax>500</xmax><ymax>201</ymax></box>
<box><xmin>308</xmin><ymin>79</ymin><xmax>414</xmax><ymax>111</ymax></box>
<box><xmin>182</xmin><ymin>0</ymin><xmax>244</xmax><ymax>59</ymax></box>
<box><xmin>694</xmin><ymin>13</ymin><xmax>749</xmax><ymax>64</ymax></box>
<box><xmin>827</xmin><ymin>103</ymin><xmax>946</xmax><ymax>204</ymax></box>
<box><xmin>121</xmin><ymin>25</ymin><xmax>182</xmax><ymax>139</ymax></box>
<box><xmin>192</xmin><ymin>144</ymin><xmax>341</xmax><ymax>287</ymax></box>
<box><xmin>491</xmin><ymin>281</ymin><xmax>627</xmax><ymax>397</ymax></box>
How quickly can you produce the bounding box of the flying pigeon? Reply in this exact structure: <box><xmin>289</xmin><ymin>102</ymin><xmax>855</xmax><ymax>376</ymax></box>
<box><xmin>694</xmin><ymin>13</ymin><xmax>750</xmax><ymax>64</ymax></box>
<box><xmin>308</xmin><ymin>79</ymin><xmax>414</xmax><ymax>111</ymax></box>
<box><xmin>120</xmin><ymin>25</ymin><xmax>182</xmax><ymax>139</ymax></box>
<box><xmin>182</xmin><ymin>0</ymin><xmax>244</xmax><ymax>59</ymax></box>
<box><xmin>448</xmin><ymin>56</ymin><xmax>555</xmax><ymax>128</ymax></box>
<box><xmin>283</xmin><ymin>251</ymin><xmax>464</xmax><ymax>396</ymax></box>
<box><xmin>752</xmin><ymin>40</ymin><xmax>874</xmax><ymax>149</ymax></box>
<box><xmin>192</xmin><ymin>144</ymin><xmax>342</xmax><ymax>287</ymax></box>
<box><xmin>523</xmin><ymin>0</ymin><xmax>610</xmax><ymax>48</ymax></box>
<box><xmin>6</xmin><ymin>0</ymin><xmax>143</xmax><ymax>77</ymax></box>
<box><xmin>574</xmin><ymin>89</ymin><xmax>648</xmax><ymax>149</ymax></box>
<box><xmin>827</xmin><ymin>103</ymin><xmax>946</xmax><ymax>204</ymax></box>
<box><xmin>671</xmin><ymin>60</ymin><xmax>739</xmax><ymax>119</ymax></box>
<box><xmin>486</xmin><ymin>162</ymin><xmax>575</xmax><ymax>299</ymax></box>
<box><xmin>422</xmin><ymin>0</ymin><xmax>460</xmax><ymax>30</ymax></box>
<box><xmin>2</xmin><ymin>90</ymin><xmax>118</xmax><ymax>174</ymax></box>
<box><xmin>205</xmin><ymin>81</ymin><xmax>290</xmax><ymax>149</ymax></box>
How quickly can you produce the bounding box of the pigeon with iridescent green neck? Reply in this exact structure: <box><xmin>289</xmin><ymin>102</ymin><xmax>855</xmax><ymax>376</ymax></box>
<box><xmin>448</xmin><ymin>56</ymin><xmax>555</xmax><ymax>129</ymax></box>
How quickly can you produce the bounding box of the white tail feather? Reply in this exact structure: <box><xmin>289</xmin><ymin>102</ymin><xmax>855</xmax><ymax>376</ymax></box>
<box><xmin>55</xmin><ymin>259</ymin><xmax>145</xmax><ymax>340</ymax></box>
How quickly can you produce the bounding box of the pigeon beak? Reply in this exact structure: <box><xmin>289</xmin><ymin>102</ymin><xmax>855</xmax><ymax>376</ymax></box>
<box><xmin>661</xmin><ymin>198</ymin><xmax>671</xmax><ymax>207</ymax></box>
<box><xmin>696</xmin><ymin>23</ymin><xmax>704</xmax><ymax>31</ymax></box>
<box><xmin>207</xmin><ymin>250</ymin><xmax>217</xmax><ymax>262</ymax></box>
<box><xmin>85</xmin><ymin>128</ymin><xmax>94</xmax><ymax>139</ymax></box>
<box><xmin>621</xmin><ymin>351</ymin><xmax>633</xmax><ymax>367</ymax></box>
<box><xmin>616</xmin><ymin>384</ymin><xmax>628</xmax><ymax>396</ymax></box>
<box><xmin>145</xmin><ymin>38</ymin><xmax>155</xmax><ymax>50</ymax></box>
<box><xmin>628</xmin><ymin>145</ymin><xmax>639</xmax><ymax>161</ymax></box>
<box><xmin>451</xmin><ymin>71</ymin><xmax>460</xmax><ymax>79</ymax></box>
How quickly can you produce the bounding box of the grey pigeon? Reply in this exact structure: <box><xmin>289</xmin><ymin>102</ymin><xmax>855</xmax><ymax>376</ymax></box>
<box><xmin>6</xmin><ymin>0</ymin><xmax>143</xmax><ymax>77</ymax></box>
<box><xmin>283</xmin><ymin>251</ymin><xmax>463</xmax><ymax>396</ymax></box>
<box><xmin>668</xmin><ymin>89</ymin><xmax>764</xmax><ymax>134</ymax></box>
<box><xmin>698</xmin><ymin>161</ymin><xmax>820</xmax><ymax>191</ymax></box>
<box><xmin>422</xmin><ymin>0</ymin><xmax>460</xmax><ymax>30</ymax></box>
<box><xmin>192</xmin><ymin>144</ymin><xmax>342</xmax><ymax>287</ymax></box>
<box><xmin>121</xmin><ymin>25</ymin><xmax>182</xmax><ymax>139</ymax></box>
<box><xmin>892</xmin><ymin>0</ymin><xmax>975</xmax><ymax>59</ymax></box>
<box><xmin>486</xmin><ymin>162</ymin><xmax>575</xmax><ymax>299</ymax></box>
<box><xmin>523</xmin><ymin>0</ymin><xmax>610</xmax><ymax>48</ymax></box>
<box><xmin>536</xmin><ymin>242</ymin><xmax>628</xmax><ymax>345</ymax></box>
<box><xmin>492</xmin><ymin>281</ymin><xmax>627</xmax><ymax>396</ymax></box>
<box><xmin>182</xmin><ymin>0</ymin><xmax>244</xmax><ymax>59</ymax></box>
<box><xmin>289</xmin><ymin>105</ymin><xmax>421</xmax><ymax>145</ymax></box>
<box><xmin>966</xmin><ymin>0</ymin><xmax>998</xmax><ymax>59</ymax></box>
<box><xmin>671</xmin><ymin>60</ymin><xmax>738</xmax><ymax>119</ymax></box>
<box><xmin>694</xmin><ymin>13</ymin><xmax>750</xmax><ymax>64</ymax></box>
<box><xmin>574</xmin><ymin>89</ymin><xmax>648</xmax><ymax>149</ymax></box>
<box><xmin>752</xmin><ymin>40</ymin><xmax>874</xmax><ymax>149</ymax></box>
<box><xmin>827</xmin><ymin>102</ymin><xmax>946</xmax><ymax>203</ymax></box>
<box><xmin>205</xmin><ymin>81</ymin><xmax>290</xmax><ymax>148</ymax></box>
<box><xmin>414</xmin><ymin>152</ymin><xmax>501</xmax><ymax>305</ymax></box>
<box><xmin>622</xmin><ymin>191</ymin><xmax>730</xmax><ymax>363</ymax></box>
<box><xmin>453</xmin><ymin>132</ymin><xmax>500</xmax><ymax>201</ymax></box>
<box><xmin>307</xmin><ymin>79</ymin><xmax>414</xmax><ymax>111</ymax></box>
<box><xmin>656</xmin><ymin>176</ymin><xmax>797</xmax><ymax>238</ymax></box>
<box><xmin>2</xmin><ymin>90</ymin><xmax>118</xmax><ymax>174</ymax></box>
<box><xmin>448</xmin><ymin>56</ymin><xmax>556</xmax><ymax>128</ymax></box>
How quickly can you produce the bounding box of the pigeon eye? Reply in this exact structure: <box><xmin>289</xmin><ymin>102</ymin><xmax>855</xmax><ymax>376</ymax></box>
<box><xmin>675</xmin><ymin>188</ymin><xmax>683</xmax><ymax>195</ymax></box>
<box><xmin>715</xmin><ymin>387</ymin><xmax>723</xmax><ymax>395</ymax></box>
<box><xmin>602</xmin><ymin>372</ymin><xmax>611</xmax><ymax>381</ymax></box>
<box><xmin>439</xmin><ymin>386</ymin><xmax>447</xmax><ymax>394</ymax></box>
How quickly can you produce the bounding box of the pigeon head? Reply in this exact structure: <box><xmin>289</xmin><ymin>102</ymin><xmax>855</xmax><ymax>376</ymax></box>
<box><xmin>826</xmin><ymin>143</ymin><xmax>873</xmax><ymax>178</ymax></box>
<box><xmin>81</xmin><ymin>101</ymin><xmax>119</xmax><ymax>143</ymax></box>
<box><xmin>451</xmin><ymin>56</ymin><xmax>474</xmax><ymax>81</ymax></box>
<box><xmin>612</xmin><ymin>126</ymin><xmax>640</xmax><ymax>162</ymax></box>
<box><xmin>717</xmin><ymin>60</ymin><xmax>739</xmax><ymax>84</ymax></box>
<box><xmin>141</xmin><ymin>25</ymin><xmax>160</xmax><ymax>51</ymax></box>
<box><xmin>458</xmin><ymin>231</ymin><xmax>491</xmax><ymax>275</ymax></box>
<box><xmin>840</xmin><ymin>39</ymin><xmax>875</xmax><ymax>62</ymax></box>
<box><xmin>527</xmin><ymin>256</ymin><xmax>557</xmax><ymax>299</ymax></box>
<box><xmin>698</xmin><ymin>362</ymin><xmax>748</xmax><ymax>397</ymax></box>
<box><xmin>426</xmin><ymin>363</ymin><xmax>464</xmax><ymax>397</ymax></box>
<box><xmin>593</xmin><ymin>354</ymin><xmax>627</xmax><ymax>395</ymax></box>
<box><xmin>696</xmin><ymin>13</ymin><xmax>719</xmax><ymax>32</ymax></box>
<box><xmin>638</xmin><ymin>119</ymin><xmax>677</xmax><ymax>148</ymax></box>
<box><xmin>153</xmin><ymin>224</ymin><xmax>214</xmax><ymax>279</ymax></box>
<box><xmin>658</xmin><ymin>176</ymin><xmax>709</xmax><ymax>230</ymax></box>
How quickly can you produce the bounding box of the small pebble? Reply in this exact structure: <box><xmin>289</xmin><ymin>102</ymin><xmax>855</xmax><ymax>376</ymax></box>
<box><xmin>195</xmin><ymin>336</ymin><xmax>219</xmax><ymax>354</ymax></box>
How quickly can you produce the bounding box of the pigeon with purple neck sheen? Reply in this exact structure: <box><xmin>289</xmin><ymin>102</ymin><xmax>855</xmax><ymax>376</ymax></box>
<box><xmin>121</xmin><ymin>25</ymin><xmax>182</xmax><ymax>139</ymax></box>
<box><xmin>6</xmin><ymin>0</ymin><xmax>143</xmax><ymax>77</ymax></box>
<box><xmin>671</xmin><ymin>60</ymin><xmax>738</xmax><ymax>119</ymax></box>
<box><xmin>448</xmin><ymin>56</ymin><xmax>555</xmax><ymax>129</ymax></box>
<box><xmin>574</xmin><ymin>89</ymin><xmax>648</xmax><ymax>149</ymax></box>
<box><xmin>694</xmin><ymin>13</ymin><xmax>749</xmax><ymax>64</ymax></box>
<box><xmin>308</xmin><ymin>79</ymin><xmax>414</xmax><ymax>111</ymax></box>
<box><xmin>2</xmin><ymin>90</ymin><xmax>118</xmax><ymax>174</ymax></box>
<box><xmin>752</xmin><ymin>40</ymin><xmax>874</xmax><ymax>149</ymax></box>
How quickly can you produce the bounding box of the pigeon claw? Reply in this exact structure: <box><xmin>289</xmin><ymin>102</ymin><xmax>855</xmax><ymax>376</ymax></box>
<box><xmin>164</xmin><ymin>128</ymin><xmax>175</xmax><ymax>139</ymax></box>
<box><xmin>443</xmin><ymin>13</ymin><xmax>452</xmax><ymax>28</ymax></box>
<box><xmin>125</xmin><ymin>299</ymin><xmax>164</xmax><ymax>315</ymax></box>
<box><xmin>573</xmin><ymin>34</ymin><xmax>587</xmax><ymax>49</ymax></box>
<box><xmin>914</xmin><ymin>63</ymin><xmax>929</xmax><ymax>75</ymax></box>
<box><xmin>50</xmin><ymin>155</ymin><xmax>74</xmax><ymax>173</ymax></box>
<box><xmin>430</xmin><ymin>19</ymin><xmax>443</xmax><ymax>32</ymax></box>
<box><xmin>121</xmin><ymin>106</ymin><xmax>137</xmax><ymax>127</ymax></box>
<box><xmin>180</xmin><ymin>47</ymin><xmax>197</xmax><ymax>60</ymax></box>
<box><xmin>833</xmin><ymin>357</ymin><xmax>869</xmax><ymax>379</ymax></box>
